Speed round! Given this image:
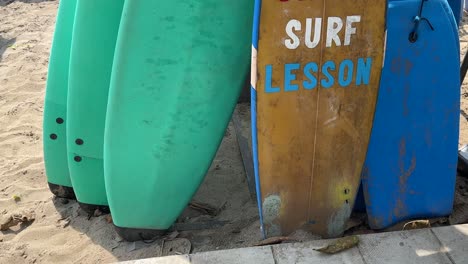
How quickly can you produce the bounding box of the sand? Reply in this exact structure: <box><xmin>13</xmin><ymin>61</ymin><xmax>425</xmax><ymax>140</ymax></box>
<box><xmin>0</xmin><ymin>1</ymin><xmax>467</xmax><ymax>263</ymax></box>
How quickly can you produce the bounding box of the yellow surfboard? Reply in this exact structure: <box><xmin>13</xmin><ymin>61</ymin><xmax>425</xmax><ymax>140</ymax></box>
<box><xmin>251</xmin><ymin>0</ymin><xmax>386</xmax><ymax>238</ymax></box>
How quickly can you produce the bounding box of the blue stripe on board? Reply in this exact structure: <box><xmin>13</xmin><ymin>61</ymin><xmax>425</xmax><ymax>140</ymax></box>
<box><xmin>251</xmin><ymin>0</ymin><xmax>265</xmax><ymax>238</ymax></box>
<box><xmin>251</xmin><ymin>86</ymin><xmax>265</xmax><ymax>239</ymax></box>
<box><xmin>252</xmin><ymin>0</ymin><xmax>261</xmax><ymax>49</ymax></box>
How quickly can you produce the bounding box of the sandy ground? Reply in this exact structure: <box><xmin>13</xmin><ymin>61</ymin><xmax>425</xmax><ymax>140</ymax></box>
<box><xmin>0</xmin><ymin>1</ymin><xmax>468</xmax><ymax>263</ymax></box>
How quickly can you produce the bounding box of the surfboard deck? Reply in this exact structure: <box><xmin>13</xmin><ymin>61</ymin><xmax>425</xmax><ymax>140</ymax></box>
<box><xmin>104</xmin><ymin>0</ymin><xmax>254</xmax><ymax>241</ymax></box>
<box><xmin>67</xmin><ymin>0</ymin><xmax>124</xmax><ymax>212</ymax></box>
<box><xmin>43</xmin><ymin>0</ymin><xmax>77</xmax><ymax>199</ymax></box>
<box><xmin>362</xmin><ymin>0</ymin><xmax>460</xmax><ymax>230</ymax></box>
<box><xmin>252</xmin><ymin>0</ymin><xmax>386</xmax><ymax>238</ymax></box>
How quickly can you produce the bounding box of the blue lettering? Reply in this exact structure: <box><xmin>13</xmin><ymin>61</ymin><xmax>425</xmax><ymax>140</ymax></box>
<box><xmin>321</xmin><ymin>61</ymin><xmax>335</xmax><ymax>88</ymax></box>
<box><xmin>284</xmin><ymin>63</ymin><xmax>300</xmax><ymax>92</ymax></box>
<box><xmin>356</xmin><ymin>58</ymin><xmax>372</xmax><ymax>86</ymax></box>
<box><xmin>339</xmin><ymin>59</ymin><xmax>354</xmax><ymax>87</ymax></box>
<box><xmin>303</xmin><ymin>62</ymin><xmax>318</xmax><ymax>90</ymax></box>
<box><xmin>265</xmin><ymin>65</ymin><xmax>280</xmax><ymax>93</ymax></box>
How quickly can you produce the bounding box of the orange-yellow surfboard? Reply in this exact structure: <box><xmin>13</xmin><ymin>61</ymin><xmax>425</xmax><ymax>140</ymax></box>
<box><xmin>251</xmin><ymin>0</ymin><xmax>386</xmax><ymax>238</ymax></box>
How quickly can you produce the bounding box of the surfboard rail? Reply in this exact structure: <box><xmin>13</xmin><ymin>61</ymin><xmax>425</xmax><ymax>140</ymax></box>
<box><xmin>43</xmin><ymin>0</ymin><xmax>77</xmax><ymax>199</ymax></box>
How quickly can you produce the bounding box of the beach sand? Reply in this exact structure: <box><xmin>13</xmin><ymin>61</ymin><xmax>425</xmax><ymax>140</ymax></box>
<box><xmin>0</xmin><ymin>1</ymin><xmax>467</xmax><ymax>263</ymax></box>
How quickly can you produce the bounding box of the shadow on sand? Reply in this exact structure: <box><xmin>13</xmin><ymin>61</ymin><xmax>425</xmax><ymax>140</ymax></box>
<box><xmin>0</xmin><ymin>35</ymin><xmax>16</xmax><ymax>63</ymax></box>
<box><xmin>0</xmin><ymin>0</ymin><xmax>52</xmax><ymax>7</ymax></box>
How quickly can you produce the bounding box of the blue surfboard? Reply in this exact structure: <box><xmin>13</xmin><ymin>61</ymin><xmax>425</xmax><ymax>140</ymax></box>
<box><xmin>354</xmin><ymin>0</ymin><xmax>461</xmax><ymax>215</ymax></box>
<box><xmin>447</xmin><ymin>0</ymin><xmax>462</xmax><ymax>26</ymax></box>
<box><xmin>362</xmin><ymin>0</ymin><xmax>460</xmax><ymax>229</ymax></box>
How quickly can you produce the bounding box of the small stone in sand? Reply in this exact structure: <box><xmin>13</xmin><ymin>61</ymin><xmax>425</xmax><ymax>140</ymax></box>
<box><xmin>0</xmin><ymin>213</ymin><xmax>35</xmax><ymax>231</ymax></box>
<box><xmin>105</xmin><ymin>215</ymin><xmax>113</xmax><ymax>224</ymax></box>
<box><xmin>58</xmin><ymin>218</ymin><xmax>71</xmax><ymax>228</ymax></box>
<box><xmin>13</xmin><ymin>195</ymin><xmax>21</xmax><ymax>202</ymax></box>
<box><xmin>93</xmin><ymin>209</ymin><xmax>103</xmax><ymax>217</ymax></box>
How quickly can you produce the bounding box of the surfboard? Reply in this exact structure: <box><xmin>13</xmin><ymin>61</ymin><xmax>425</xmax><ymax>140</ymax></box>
<box><xmin>447</xmin><ymin>0</ymin><xmax>462</xmax><ymax>26</ymax></box>
<box><xmin>251</xmin><ymin>0</ymin><xmax>387</xmax><ymax>238</ymax></box>
<box><xmin>43</xmin><ymin>0</ymin><xmax>77</xmax><ymax>199</ymax></box>
<box><xmin>354</xmin><ymin>0</ymin><xmax>461</xmax><ymax>215</ymax></box>
<box><xmin>67</xmin><ymin>0</ymin><xmax>124</xmax><ymax>213</ymax></box>
<box><xmin>362</xmin><ymin>0</ymin><xmax>460</xmax><ymax>230</ymax></box>
<box><xmin>104</xmin><ymin>1</ymin><xmax>254</xmax><ymax>241</ymax></box>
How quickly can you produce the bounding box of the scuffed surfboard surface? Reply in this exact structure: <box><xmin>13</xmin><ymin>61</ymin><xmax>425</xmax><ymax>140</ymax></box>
<box><xmin>362</xmin><ymin>0</ymin><xmax>460</xmax><ymax>230</ymax></box>
<box><xmin>253</xmin><ymin>0</ymin><xmax>386</xmax><ymax>238</ymax></box>
<box><xmin>104</xmin><ymin>1</ymin><xmax>254</xmax><ymax>230</ymax></box>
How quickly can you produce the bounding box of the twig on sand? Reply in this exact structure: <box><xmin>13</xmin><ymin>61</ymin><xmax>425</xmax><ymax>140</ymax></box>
<box><xmin>160</xmin><ymin>239</ymin><xmax>165</xmax><ymax>256</ymax></box>
<box><xmin>189</xmin><ymin>201</ymin><xmax>223</xmax><ymax>216</ymax></box>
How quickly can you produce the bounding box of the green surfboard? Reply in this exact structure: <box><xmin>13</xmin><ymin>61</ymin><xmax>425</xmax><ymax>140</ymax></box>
<box><xmin>43</xmin><ymin>0</ymin><xmax>77</xmax><ymax>199</ymax></box>
<box><xmin>67</xmin><ymin>0</ymin><xmax>124</xmax><ymax>213</ymax></box>
<box><xmin>105</xmin><ymin>0</ymin><xmax>254</xmax><ymax>241</ymax></box>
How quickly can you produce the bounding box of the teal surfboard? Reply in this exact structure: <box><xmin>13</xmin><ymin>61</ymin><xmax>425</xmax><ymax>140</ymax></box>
<box><xmin>67</xmin><ymin>0</ymin><xmax>124</xmax><ymax>213</ymax></box>
<box><xmin>105</xmin><ymin>1</ymin><xmax>254</xmax><ymax>241</ymax></box>
<box><xmin>43</xmin><ymin>0</ymin><xmax>77</xmax><ymax>199</ymax></box>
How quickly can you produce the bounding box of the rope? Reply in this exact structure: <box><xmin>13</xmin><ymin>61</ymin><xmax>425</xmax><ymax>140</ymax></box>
<box><xmin>409</xmin><ymin>0</ymin><xmax>435</xmax><ymax>43</ymax></box>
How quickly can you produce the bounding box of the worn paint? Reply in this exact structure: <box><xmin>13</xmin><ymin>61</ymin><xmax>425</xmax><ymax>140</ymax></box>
<box><xmin>361</xmin><ymin>0</ymin><xmax>459</xmax><ymax>230</ymax></box>
<box><xmin>254</xmin><ymin>0</ymin><xmax>386</xmax><ymax>238</ymax></box>
<box><xmin>262</xmin><ymin>195</ymin><xmax>282</xmax><ymax>237</ymax></box>
<box><xmin>327</xmin><ymin>203</ymin><xmax>352</xmax><ymax>237</ymax></box>
<box><xmin>394</xmin><ymin>138</ymin><xmax>416</xmax><ymax>218</ymax></box>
